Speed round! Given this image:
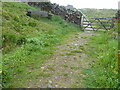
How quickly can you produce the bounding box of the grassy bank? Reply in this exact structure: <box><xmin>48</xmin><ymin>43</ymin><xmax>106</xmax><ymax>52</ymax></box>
<box><xmin>2</xmin><ymin>2</ymin><xmax>81</xmax><ymax>88</ymax></box>
<box><xmin>83</xmin><ymin>28</ymin><xmax>118</xmax><ymax>88</ymax></box>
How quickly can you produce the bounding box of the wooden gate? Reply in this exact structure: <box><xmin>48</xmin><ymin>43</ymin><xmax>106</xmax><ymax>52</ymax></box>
<box><xmin>81</xmin><ymin>16</ymin><xmax>114</xmax><ymax>31</ymax></box>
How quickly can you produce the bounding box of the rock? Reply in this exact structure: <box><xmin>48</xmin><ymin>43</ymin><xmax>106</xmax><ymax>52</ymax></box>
<box><xmin>55</xmin><ymin>76</ymin><xmax>58</xmax><ymax>79</ymax></box>
<box><xmin>41</xmin><ymin>67</ymin><xmax>45</xmax><ymax>69</ymax></box>
<box><xmin>64</xmin><ymin>56</ymin><xmax>67</xmax><ymax>58</ymax></box>
<box><xmin>60</xmin><ymin>67</ymin><xmax>63</xmax><ymax>69</ymax></box>
<box><xmin>74</xmin><ymin>44</ymin><xmax>78</xmax><ymax>46</ymax></box>
<box><xmin>47</xmin><ymin>84</ymin><xmax>52</xmax><ymax>88</ymax></box>
<box><xmin>64</xmin><ymin>60</ymin><xmax>67</xmax><ymax>62</ymax></box>
<box><xmin>48</xmin><ymin>80</ymin><xmax>52</xmax><ymax>84</ymax></box>
<box><xmin>55</xmin><ymin>85</ymin><xmax>58</xmax><ymax>87</ymax></box>
<box><xmin>29</xmin><ymin>70</ymin><xmax>32</xmax><ymax>73</ymax></box>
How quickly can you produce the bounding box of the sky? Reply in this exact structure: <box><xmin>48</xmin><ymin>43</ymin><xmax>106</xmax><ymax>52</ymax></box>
<box><xmin>51</xmin><ymin>0</ymin><xmax>119</xmax><ymax>9</ymax></box>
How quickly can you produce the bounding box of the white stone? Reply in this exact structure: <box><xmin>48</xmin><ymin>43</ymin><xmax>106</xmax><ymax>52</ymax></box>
<box><xmin>41</xmin><ymin>67</ymin><xmax>44</xmax><ymax>69</ymax></box>
<box><xmin>47</xmin><ymin>84</ymin><xmax>52</xmax><ymax>88</ymax></box>
<box><xmin>74</xmin><ymin>44</ymin><xmax>78</xmax><ymax>46</ymax></box>
<box><xmin>64</xmin><ymin>56</ymin><xmax>67</xmax><ymax>57</ymax></box>
<box><xmin>48</xmin><ymin>80</ymin><xmax>52</xmax><ymax>84</ymax></box>
<box><xmin>55</xmin><ymin>85</ymin><xmax>58</xmax><ymax>87</ymax></box>
<box><xmin>55</xmin><ymin>76</ymin><xmax>58</xmax><ymax>79</ymax></box>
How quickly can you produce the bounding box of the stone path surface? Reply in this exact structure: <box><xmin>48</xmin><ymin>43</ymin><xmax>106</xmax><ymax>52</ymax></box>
<box><xmin>28</xmin><ymin>32</ymin><xmax>94</xmax><ymax>88</ymax></box>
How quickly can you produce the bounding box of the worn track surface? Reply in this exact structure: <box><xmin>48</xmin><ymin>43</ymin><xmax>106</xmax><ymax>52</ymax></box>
<box><xmin>28</xmin><ymin>32</ymin><xmax>94</xmax><ymax>88</ymax></box>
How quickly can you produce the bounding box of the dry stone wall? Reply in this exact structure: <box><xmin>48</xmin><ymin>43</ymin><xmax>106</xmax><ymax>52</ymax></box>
<box><xmin>28</xmin><ymin>2</ymin><xmax>83</xmax><ymax>26</ymax></box>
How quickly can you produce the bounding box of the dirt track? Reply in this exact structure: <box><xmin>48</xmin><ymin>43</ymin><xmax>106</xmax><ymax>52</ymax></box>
<box><xmin>28</xmin><ymin>32</ymin><xmax>94</xmax><ymax>88</ymax></box>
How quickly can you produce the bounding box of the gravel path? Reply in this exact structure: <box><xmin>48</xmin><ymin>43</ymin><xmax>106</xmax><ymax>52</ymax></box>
<box><xmin>28</xmin><ymin>32</ymin><xmax>94</xmax><ymax>88</ymax></box>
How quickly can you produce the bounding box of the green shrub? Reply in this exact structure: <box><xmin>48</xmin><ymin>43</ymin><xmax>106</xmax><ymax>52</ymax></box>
<box><xmin>28</xmin><ymin>22</ymin><xmax>37</xmax><ymax>27</ymax></box>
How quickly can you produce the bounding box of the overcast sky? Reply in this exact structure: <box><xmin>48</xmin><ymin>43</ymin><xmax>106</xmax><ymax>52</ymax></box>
<box><xmin>51</xmin><ymin>0</ymin><xmax>119</xmax><ymax>9</ymax></box>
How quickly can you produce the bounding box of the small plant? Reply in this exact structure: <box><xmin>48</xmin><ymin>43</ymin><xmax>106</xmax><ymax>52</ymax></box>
<box><xmin>79</xmin><ymin>45</ymin><xmax>84</xmax><ymax>50</ymax></box>
<box><xmin>47</xmin><ymin>65</ymin><xmax>55</xmax><ymax>71</ymax></box>
<box><xmin>63</xmin><ymin>64</ymin><xmax>68</xmax><ymax>67</ymax></box>
<box><xmin>43</xmin><ymin>72</ymin><xmax>52</xmax><ymax>77</ymax></box>
<box><xmin>71</xmin><ymin>50</ymin><xmax>82</xmax><ymax>53</ymax></box>
<box><xmin>70</xmin><ymin>66</ymin><xmax>80</xmax><ymax>70</ymax></box>
<box><xmin>28</xmin><ymin>22</ymin><xmax>37</xmax><ymax>27</ymax></box>
<box><xmin>66</xmin><ymin>52</ymin><xmax>74</xmax><ymax>55</ymax></box>
<box><xmin>64</xmin><ymin>72</ymin><xmax>69</xmax><ymax>76</ymax></box>
<box><xmin>81</xmin><ymin>36</ymin><xmax>87</xmax><ymax>39</ymax></box>
<box><xmin>72</xmin><ymin>84</ymin><xmax>79</xmax><ymax>88</ymax></box>
<box><xmin>75</xmin><ymin>36</ymin><xmax>78</xmax><ymax>38</ymax></box>
<box><xmin>59</xmin><ymin>53</ymin><xmax>65</xmax><ymax>56</ymax></box>
<box><xmin>35</xmin><ymin>70</ymin><xmax>44</xmax><ymax>77</ymax></box>
<box><xmin>85</xmin><ymin>43</ymin><xmax>88</xmax><ymax>45</ymax></box>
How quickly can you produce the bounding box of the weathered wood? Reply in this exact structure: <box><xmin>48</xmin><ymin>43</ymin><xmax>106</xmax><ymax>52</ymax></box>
<box><xmin>26</xmin><ymin>9</ymin><xmax>52</xmax><ymax>19</ymax></box>
<box><xmin>82</xmin><ymin>16</ymin><xmax>114</xmax><ymax>31</ymax></box>
<box><xmin>83</xmin><ymin>23</ymin><xmax>92</xmax><ymax>25</ymax></box>
<box><xmin>90</xmin><ymin>17</ymin><xmax>113</xmax><ymax>20</ymax></box>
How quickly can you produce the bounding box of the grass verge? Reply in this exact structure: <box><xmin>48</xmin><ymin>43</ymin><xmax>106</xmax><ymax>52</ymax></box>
<box><xmin>83</xmin><ymin>31</ymin><xmax>118</xmax><ymax>88</ymax></box>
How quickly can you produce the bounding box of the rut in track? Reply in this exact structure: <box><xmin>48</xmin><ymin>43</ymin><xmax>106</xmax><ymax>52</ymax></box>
<box><xmin>28</xmin><ymin>32</ymin><xmax>94</xmax><ymax>88</ymax></box>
